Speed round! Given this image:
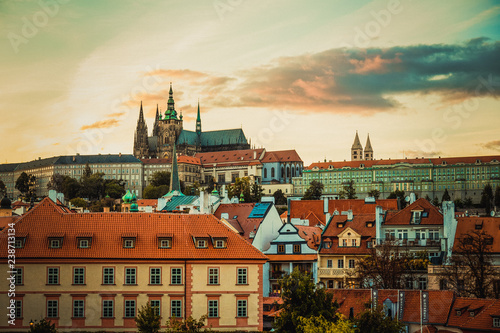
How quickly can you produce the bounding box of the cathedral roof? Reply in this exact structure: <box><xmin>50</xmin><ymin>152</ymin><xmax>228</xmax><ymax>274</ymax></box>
<box><xmin>352</xmin><ymin>131</ymin><xmax>363</xmax><ymax>150</ymax></box>
<box><xmin>176</xmin><ymin>129</ymin><xmax>248</xmax><ymax>147</ymax></box>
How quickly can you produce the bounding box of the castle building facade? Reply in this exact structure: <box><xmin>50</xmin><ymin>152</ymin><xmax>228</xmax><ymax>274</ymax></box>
<box><xmin>133</xmin><ymin>84</ymin><xmax>250</xmax><ymax>159</ymax></box>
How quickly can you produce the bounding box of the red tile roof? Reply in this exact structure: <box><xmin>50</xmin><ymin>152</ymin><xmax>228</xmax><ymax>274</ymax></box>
<box><xmin>140</xmin><ymin>156</ymin><xmax>201</xmax><ymax>165</ymax></box>
<box><xmin>137</xmin><ymin>199</ymin><xmax>158</xmax><ymax>208</ymax></box>
<box><xmin>11</xmin><ymin>200</ymin><xmax>29</xmax><ymax>208</ymax></box>
<box><xmin>454</xmin><ymin>217</ymin><xmax>500</xmax><ymax>253</ymax></box>
<box><xmin>266</xmin><ymin>254</ymin><xmax>317</xmax><ymax>262</ymax></box>
<box><xmin>196</xmin><ymin>149</ymin><xmax>264</xmax><ymax>167</ymax></box>
<box><xmin>262</xmin><ymin>150</ymin><xmax>302</xmax><ymax>163</ymax></box>
<box><xmin>305</xmin><ymin>155</ymin><xmax>500</xmax><ymax>170</ymax></box>
<box><xmin>384</xmin><ymin>198</ymin><xmax>443</xmax><ymax>225</ymax></box>
<box><xmin>447</xmin><ymin>297</ymin><xmax>500</xmax><ymax>331</ymax></box>
<box><xmin>295</xmin><ymin>225</ymin><xmax>322</xmax><ymax>250</ymax></box>
<box><xmin>0</xmin><ymin>198</ymin><xmax>267</xmax><ymax>261</ymax></box>
<box><xmin>214</xmin><ymin>204</ymin><xmax>262</xmax><ymax>243</ymax></box>
<box><xmin>0</xmin><ymin>216</ymin><xmax>19</xmax><ymax>230</ymax></box>
<box><xmin>290</xmin><ymin>199</ymin><xmax>398</xmax><ymax>225</ymax></box>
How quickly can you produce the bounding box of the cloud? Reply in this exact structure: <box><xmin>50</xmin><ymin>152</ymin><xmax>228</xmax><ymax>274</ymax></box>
<box><xmin>400</xmin><ymin>150</ymin><xmax>442</xmax><ymax>158</ymax></box>
<box><xmin>81</xmin><ymin>119</ymin><xmax>120</xmax><ymax>130</ymax></box>
<box><xmin>481</xmin><ymin>140</ymin><xmax>500</xmax><ymax>152</ymax></box>
<box><xmin>131</xmin><ymin>38</ymin><xmax>500</xmax><ymax>116</ymax></box>
<box><xmin>106</xmin><ymin>112</ymin><xmax>125</xmax><ymax>118</ymax></box>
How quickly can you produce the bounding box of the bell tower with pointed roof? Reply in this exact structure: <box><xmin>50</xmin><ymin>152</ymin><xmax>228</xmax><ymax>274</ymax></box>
<box><xmin>364</xmin><ymin>134</ymin><xmax>373</xmax><ymax>160</ymax></box>
<box><xmin>351</xmin><ymin>131</ymin><xmax>363</xmax><ymax>161</ymax></box>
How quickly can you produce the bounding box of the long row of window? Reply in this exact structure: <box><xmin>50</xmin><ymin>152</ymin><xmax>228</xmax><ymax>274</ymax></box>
<box><xmin>14</xmin><ymin>267</ymin><xmax>248</xmax><ymax>286</ymax></box>
<box><xmin>13</xmin><ymin>298</ymin><xmax>248</xmax><ymax>320</ymax></box>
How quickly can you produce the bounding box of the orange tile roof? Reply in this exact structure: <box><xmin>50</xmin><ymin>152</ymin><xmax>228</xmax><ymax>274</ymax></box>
<box><xmin>290</xmin><ymin>199</ymin><xmax>398</xmax><ymax>225</ymax></box>
<box><xmin>305</xmin><ymin>155</ymin><xmax>500</xmax><ymax>170</ymax></box>
<box><xmin>261</xmin><ymin>150</ymin><xmax>302</xmax><ymax>163</ymax></box>
<box><xmin>137</xmin><ymin>199</ymin><xmax>158</xmax><ymax>208</ymax></box>
<box><xmin>447</xmin><ymin>297</ymin><xmax>500</xmax><ymax>331</ymax></box>
<box><xmin>384</xmin><ymin>198</ymin><xmax>443</xmax><ymax>226</ymax></box>
<box><xmin>0</xmin><ymin>198</ymin><xmax>267</xmax><ymax>261</ymax></box>
<box><xmin>454</xmin><ymin>217</ymin><xmax>500</xmax><ymax>253</ymax></box>
<box><xmin>0</xmin><ymin>216</ymin><xmax>19</xmax><ymax>230</ymax></box>
<box><xmin>11</xmin><ymin>200</ymin><xmax>29</xmax><ymax>208</ymax></box>
<box><xmin>140</xmin><ymin>156</ymin><xmax>201</xmax><ymax>165</ymax></box>
<box><xmin>196</xmin><ymin>149</ymin><xmax>264</xmax><ymax>167</ymax></box>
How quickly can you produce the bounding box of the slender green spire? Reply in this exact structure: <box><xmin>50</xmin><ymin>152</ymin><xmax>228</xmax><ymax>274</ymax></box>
<box><xmin>196</xmin><ymin>99</ymin><xmax>202</xmax><ymax>134</ymax></box>
<box><xmin>169</xmin><ymin>144</ymin><xmax>181</xmax><ymax>193</ymax></box>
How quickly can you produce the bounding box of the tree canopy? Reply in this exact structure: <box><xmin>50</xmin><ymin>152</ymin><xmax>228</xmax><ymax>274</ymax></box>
<box><xmin>273</xmin><ymin>189</ymin><xmax>287</xmax><ymax>205</ymax></box>
<box><xmin>274</xmin><ymin>268</ymin><xmax>338</xmax><ymax>333</ymax></box>
<box><xmin>438</xmin><ymin>230</ymin><xmax>497</xmax><ymax>298</ymax></box>
<box><xmin>354</xmin><ymin>307</ymin><xmax>405</xmax><ymax>333</ymax></box>
<box><xmin>15</xmin><ymin>172</ymin><xmax>36</xmax><ymax>199</ymax></box>
<box><xmin>302</xmin><ymin>180</ymin><xmax>324</xmax><ymax>200</ymax></box>
<box><xmin>135</xmin><ymin>302</ymin><xmax>161</xmax><ymax>333</ymax></box>
<box><xmin>338</xmin><ymin>180</ymin><xmax>357</xmax><ymax>200</ymax></box>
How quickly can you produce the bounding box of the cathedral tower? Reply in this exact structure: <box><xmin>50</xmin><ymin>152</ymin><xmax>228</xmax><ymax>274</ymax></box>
<box><xmin>133</xmin><ymin>101</ymin><xmax>149</xmax><ymax>159</ymax></box>
<box><xmin>351</xmin><ymin>131</ymin><xmax>363</xmax><ymax>161</ymax></box>
<box><xmin>364</xmin><ymin>134</ymin><xmax>373</xmax><ymax>160</ymax></box>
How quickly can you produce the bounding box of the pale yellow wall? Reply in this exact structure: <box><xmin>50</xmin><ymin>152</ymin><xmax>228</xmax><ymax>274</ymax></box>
<box><xmin>0</xmin><ymin>262</ymin><xmax>261</xmax><ymax>331</ymax></box>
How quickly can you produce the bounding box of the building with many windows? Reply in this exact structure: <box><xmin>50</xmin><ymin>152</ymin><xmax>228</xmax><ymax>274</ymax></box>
<box><xmin>293</xmin><ymin>155</ymin><xmax>500</xmax><ymax>204</ymax></box>
<box><xmin>0</xmin><ymin>197</ymin><xmax>267</xmax><ymax>332</ymax></box>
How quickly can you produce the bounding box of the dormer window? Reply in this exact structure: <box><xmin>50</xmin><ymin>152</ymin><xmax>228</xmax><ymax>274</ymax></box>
<box><xmin>342</xmin><ymin>239</ymin><xmax>347</xmax><ymax>247</ymax></box>
<box><xmin>214</xmin><ymin>239</ymin><xmax>226</xmax><ymax>248</ymax></box>
<box><xmin>197</xmin><ymin>239</ymin><xmax>207</xmax><ymax>248</ymax></box>
<box><xmin>277</xmin><ymin>244</ymin><xmax>285</xmax><ymax>253</ymax></box>
<box><xmin>122</xmin><ymin>233</ymin><xmax>137</xmax><ymax>248</ymax></box>
<box><xmin>15</xmin><ymin>237</ymin><xmax>26</xmax><ymax>248</ymax></box>
<box><xmin>78</xmin><ymin>239</ymin><xmax>90</xmax><ymax>248</ymax></box>
<box><xmin>456</xmin><ymin>310</ymin><xmax>461</xmax><ymax>316</ymax></box>
<box><xmin>337</xmin><ymin>222</ymin><xmax>344</xmax><ymax>228</ymax></box>
<box><xmin>157</xmin><ymin>233</ymin><xmax>173</xmax><ymax>248</ymax></box>
<box><xmin>123</xmin><ymin>238</ymin><xmax>135</xmax><ymax>248</ymax></box>
<box><xmin>493</xmin><ymin>317</ymin><xmax>500</xmax><ymax>328</ymax></box>
<box><xmin>411</xmin><ymin>211</ymin><xmax>422</xmax><ymax>224</ymax></box>
<box><xmin>323</xmin><ymin>241</ymin><xmax>331</xmax><ymax>249</ymax></box>
<box><xmin>49</xmin><ymin>238</ymin><xmax>63</xmax><ymax>248</ymax></box>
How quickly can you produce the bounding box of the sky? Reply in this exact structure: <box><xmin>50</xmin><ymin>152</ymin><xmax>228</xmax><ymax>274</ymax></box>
<box><xmin>1</xmin><ymin>0</ymin><xmax>499</xmax><ymax>165</ymax></box>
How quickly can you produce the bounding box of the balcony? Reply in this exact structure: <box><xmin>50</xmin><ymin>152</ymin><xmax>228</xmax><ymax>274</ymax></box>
<box><xmin>270</xmin><ymin>271</ymin><xmax>287</xmax><ymax>280</ymax></box>
<box><xmin>318</xmin><ymin>267</ymin><xmax>356</xmax><ymax>278</ymax></box>
<box><xmin>378</xmin><ymin>238</ymin><xmax>444</xmax><ymax>248</ymax></box>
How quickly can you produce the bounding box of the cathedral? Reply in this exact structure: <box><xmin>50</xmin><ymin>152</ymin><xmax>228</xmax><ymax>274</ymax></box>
<box><xmin>351</xmin><ymin>131</ymin><xmax>374</xmax><ymax>161</ymax></box>
<box><xmin>133</xmin><ymin>84</ymin><xmax>250</xmax><ymax>159</ymax></box>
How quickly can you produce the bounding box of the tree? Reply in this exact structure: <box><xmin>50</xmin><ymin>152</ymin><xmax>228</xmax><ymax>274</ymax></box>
<box><xmin>480</xmin><ymin>183</ymin><xmax>494</xmax><ymax>214</ymax></box>
<box><xmin>388</xmin><ymin>190</ymin><xmax>406</xmax><ymax>208</ymax></box>
<box><xmin>431</xmin><ymin>196</ymin><xmax>440</xmax><ymax>207</ymax></box>
<box><xmin>274</xmin><ymin>268</ymin><xmax>338</xmax><ymax>333</ymax></box>
<box><xmin>338</xmin><ymin>180</ymin><xmax>357</xmax><ymax>199</ymax></box>
<box><xmin>367</xmin><ymin>189</ymin><xmax>380</xmax><ymax>200</ymax></box>
<box><xmin>454</xmin><ymin>198</ymin><xmax>464</xmax><ymax>209</ymax></box>
<box><xmin>47</xmin><ymin>173</ymin><xmax>65</xmax><ymax>193</ymax></box>
<box><xmin>80</xmin><ymin>172</ymin><xmax>105</xmax><ymax>201</ymax></box>
<box><xmin>354</xmin><ymin>240</ymin><xmax>427</xmax><ymax>289</ymax></box>
<box><xmin>15</xmin><ymin>172</ymin><xmax>31</xmax><ymax>197</ymax></box>
<box><xmin>150</xmin><ymin>171</ymin><xmax>171</xmax><ymax>187</ymax></box>
<box><xmin>463</xmin><ymin>196</ymin><xmax>473</xmax><ymax>208</ymax></box>
<box><xmin>0</xmin><ymin>180</ymin><xmax>6</xmax><ymax>198</ymax></box>
<box><xmin>70</xmin><ymin>197</ymin><xmax>87</xmax><ymax>208</ymax></box>
<box><xmin>29</xmin><ymin>318</ymin><xmax>57</xmax><ymax>333</ymax></box>
<box><xmin>83</xmin><ymin>163</ymin><xmax>92</xmax><ymax>178</ymax></box>
<box><xmin>250</xmin><ymin>183</ymin><xmax>264</xmax><ymax>202</ymax></box>
<box><xmin>104</xmin><ymin>179</ymin><xmax>126</xmax><ymax>199</ymax></box>
<box><xmin>135</xmin><ymin>301</ymin><xmax>161</xmax><ymax>333</ymax></box>
<box><xmin>143</xmin><ymin>184</ymin><xmax>169</xmax><ymax>199</ymax></box>
<box><xmin>298</xmin><ymin>314</ymin><xmax>355</xmax><ymax>333</ymax></box>
<box><xmin>165</xmin><ymin>314</ymin><xmax>208</xmax><ymax>333</ymax></box>
<box><xmin>273</xmin><ymin>189</ymin><xmax>287</xmax><ymax>205</ymax></box>
<box><xmin>61</xmin><ymin>176</ymin><xmax>81</xmax><ymax>200</ymax></box>
<box><xmin>183</xmin><ymin>182</ymin><xmax>201</xmax><ymax>196</ymax></box>
<box><xmin>302</xmin><ymin>181</ymin><xmax>324</xmax><ymax>200</ymax></box>
<box><xmin>442</xmin><ymin>188</ymin><xmax>451</xmax><ymax>202</ymax></box>
<box><xmin>227</xmin><ymin>177</ymin><xmax>252</xmax><ymax>202</ymax></box>
<box><xmin>495</xmin><ymin>185</ymin><xmax>500</xmax><ymax>208</ymax></box>
<box><xmin>438</xmin><ymin>230</ymin><xmax>497</xmax><ymax>298</ymax></box>
<box><xmin>354</xmin><ymin>307</ymin><xmax>405</xmax><ymax>333</ymax></box>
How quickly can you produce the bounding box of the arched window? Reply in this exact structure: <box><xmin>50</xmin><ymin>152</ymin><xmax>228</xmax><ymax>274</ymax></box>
<box><xmin>264</xmin><ymin>168</ymin><xmax>268</xmax><ymax>178</ymax></box>
<box><xmin>286</xmin><ymin>166</ymin><xmax>290</xmax><ymax>178</ymax></box>
<box><xmin>281</xmin><ymin>167</ymin><xmax>284</xmax><ymax>178</ymax></box>
<box><xmin>271</xmin><ymin>167</ymin><xmax>275</xmax><ymax>178</ymax></box>
<box><xmin>292</xmin><ymin>167</ymin><xmax>295</xmax><ymax>177</ymax></box>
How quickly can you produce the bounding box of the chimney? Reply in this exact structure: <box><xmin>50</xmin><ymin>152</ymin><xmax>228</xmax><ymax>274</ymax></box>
<box><xmin>442</xmin><ymin>201</ymin><xmax>457</xmax><ymax>257</ymax></box>
<box><xmin>323</xmin><ymin>197</ymin><xmax>331</xmax><ymax>224</ymax></box>
<box><xmin>48</xmin><ymin>190</ymin><xmax>57</xmax><ymax>203</ymax></box>
<box><xmin>253</xmin><ymin>150</ymin><xmax>256</xmax><ymax>160</ymax></box>
<box><xmin>56</xmin><ymin>192</ymin><xmax>65</xmax><ymax>204</ymax></box>
<box><xmin>199</xmin><ymin>190</ymin><xmax>205</xmax><ymax>213</ymax></box>
<box><xmin>347</xmin><ymin>209</ymin><xmax>353</xmax><ymax>221</ymax></box>
<box><xmin>287</xmin><ymin>198</ymin><xmax>291</xmax><ymax>223</ymax></box>
<box><xmin>157</xmin><ymin>198</ymin><xmax>167</xmax><ymax>211</ymax></box>
<box><xmin>409</xmin><ymin>193</ymin><xmax>416</xmax><ymax>204</ymax></box>
<box><xmin>375</xmin><ymin>205</ymin><xmax>383</xmax><ymax>244</ymax></box>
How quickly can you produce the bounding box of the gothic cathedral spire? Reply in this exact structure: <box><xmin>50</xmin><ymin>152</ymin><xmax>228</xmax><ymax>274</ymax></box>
<box><xmin>133</xmin><ymin>101</ymin><xmax>149</xmax><ymax>159</ymax></box>
<box><xmin>153</xmin><ymin>104</ymin><xmax>160</xmax><ymax>137</ymax></box>
<box><xmin>196</xmin><ymin>99</ymin><xmax>202</xmax><ymax>134</ymax></box>
<box><xmin>169</xmin><ymin>144</ymin><xmax>181</xmax><ymax>193</ymax></box>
